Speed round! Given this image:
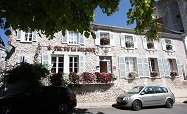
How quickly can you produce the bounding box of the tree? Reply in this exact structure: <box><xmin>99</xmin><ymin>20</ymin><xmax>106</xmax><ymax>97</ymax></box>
<box><xmin>0</xmin><ymin>0</ymin><xmax>172</xmax><ymax>40</ymax></box>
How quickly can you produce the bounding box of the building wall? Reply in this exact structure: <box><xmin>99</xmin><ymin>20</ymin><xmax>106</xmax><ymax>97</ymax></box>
<box><xmin>7</xmin><ymin>24</ymin><xmax>187</xmax><ymax>102</ymax></box>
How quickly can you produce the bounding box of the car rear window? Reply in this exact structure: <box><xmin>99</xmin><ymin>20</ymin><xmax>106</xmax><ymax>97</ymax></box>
<box><xmin>162</xmin><ymin>87</ymin><xmax>168</xmax><ymax>93</ymax></box>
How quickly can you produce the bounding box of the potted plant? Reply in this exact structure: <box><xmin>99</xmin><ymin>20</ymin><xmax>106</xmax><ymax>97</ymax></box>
<box><xmin>80</xmin><ymin>72</ymin><xmax>96</xmax><ymax>83</ymax></box>
<box><xmin>100</xmin><ymin>37</ymin><xmax>110</xmax><ymax>45</ymax></box>
<box><xmin>128</xmin><ymin>71</ymin><xmax>138</xmax><ymax>78</ymax></box>
<box><xmin>170</xmin><ymin>71</ymin><xmax>178</xmax><ymax>77</ymax></box>
<box><xmin>125</xmin><ymin>40</ymin><xmax>134</xmax><ymax>48</ymax></box>
<box><xmin>150</xmin><ymin>71</ymin><xmax>159</xmax><ymax>77</ymax></box>
<box><xmin>147</xmin><ymin>42</ymin><xmax>154</xmax><ymax>49</ymax></box>
<box><xmin>166</xmin><ymin>44</ymin><xmax>172</xmax><ymax>50</ymax></box>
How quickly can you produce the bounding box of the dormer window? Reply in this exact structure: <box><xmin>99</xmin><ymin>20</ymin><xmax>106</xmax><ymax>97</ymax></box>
<box><xmin>94</xmin><ymin>31</ymin><xmax>115</xmax><ymax>47</ymax></box>
<box><xmin>143</xmin><ymin>38</ymin><xmax>158</xmax><ymax>50</ymax></box>
<box><xmin>161</xmin><ymin>38</ymin><xmax>175</xmax><ymax>52</ymax></box>
<box><xmin>120</xmin><ymin>34</ymin><xmax>137</xmax><ymax>49</ymax></box>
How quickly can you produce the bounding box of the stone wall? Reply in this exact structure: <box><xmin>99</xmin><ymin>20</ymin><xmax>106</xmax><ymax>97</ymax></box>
<box><xmin>71</xmin><ymin>78</ymin><xmax>187</xmax><ymax>103</ymax></box>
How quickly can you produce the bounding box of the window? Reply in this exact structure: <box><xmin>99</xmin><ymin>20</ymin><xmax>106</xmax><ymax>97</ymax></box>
<box><xmin>147</xmin><ymin>39</ymin><xmax>154</xmax><ymax>49</ymax></box>
<box><xmin>100</xmin><ymin>33</ymin><xmax>110</xmax><ymax>45</ymax></box>
<box><xmin>62</xmin><ymin>31</ymin><xmax>84</xmax><ymax>45</ymax></box>
<box><xmin>125</xmin><ymin>35</ymin><xmax>134</xmax><ymax>48</ymax></box>
<box><xmin>19</xmin><ymin>56</ymin><xmax>30</xmax><ymax>63</ymax></box>
<box><xmin>69</xmin><ymin>56</ymin><xmax>78</xmax><ymax>73</ymax></box>
<box><xmin>154</xmin><ymin>87</ymin><xmax>164</xmax><ymax>93</ymax></box>
<box><xmin>148</xmin><ymin>58</ymin><xmax>159</xmax><ymax>77</ymax></box>
<box><xmin>120</xmin><ymin>34</ymin><xmax>137</xmax><ymax>49</ymax></box>
<box><xmin>68</xmin><ymin>31</ymin><xmax>79</xmax><ymax>45</ymax></box>
<box><xmin>51</xmin><ymin>56</ymin><xmax>64</xmax><ymax>74</ymax></box>
<box><xmin>168</xmin><ymin>59</ymin><xmax>177</xmax><ymax>71</ymax></box>
<box><xmin>125</xmin><ymin>57</ymin><xmax>136</xmax><ymax>76</ymax></box>
<box><xmin>24</xmin><ymin>30</ymin><xmax>32</xmax><ymax>42</ymax></box>
<box><xmin>165</xmin><ymin>39</ymin><xmax>173</xmax><ymax>50</ymax></box>
<box><xmin>16</xmin><ymin>30</ymin><xmax>37</xmax><ymax>42</ymax></box>
<box><xmin>161</xmin><ymin>39</ymin><xmax>175</xmax><ymax>51</ymax></box>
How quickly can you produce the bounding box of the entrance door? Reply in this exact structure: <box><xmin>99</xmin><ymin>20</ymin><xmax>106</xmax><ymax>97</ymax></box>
<box><xmin>100</xmin><ymin>62</ymin><xmax>107</xmax><ymax>73</ymax></box>
<box><xmin>99</xmin><ymin>56</ymin><xmax>112</xmax><ymax>73</ymax></box>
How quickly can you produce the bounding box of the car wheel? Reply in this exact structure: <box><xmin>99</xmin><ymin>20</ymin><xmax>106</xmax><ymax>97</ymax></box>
<box><xmin>132</xmin><ymin>100</ymin><xmax>142</xmax><ymax>111</ymax></box>
<box><xmin>0</xmin><ymin>105</ymin><xmax>12</xmax><ymax>114</ymax></box>
<box><xmin>165</xmin><ymin>99</ymin><xmax>173</xmax><ymax>108</ymax></box>
<box><xmin>58</xmin><ymin>103</ymin><xmax>69</xmax><ymax>114</ymax></box>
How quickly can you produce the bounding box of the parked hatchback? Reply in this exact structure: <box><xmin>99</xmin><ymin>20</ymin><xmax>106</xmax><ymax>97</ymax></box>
<box><xmin>0</xmin><ymin>86</ymin><xmax>77</xmax><ymax>114</ymax></box>
<box><xmin>116</xmin><ymin>86</ymin><xmax>175</xmax><ymax>111</ymax></box>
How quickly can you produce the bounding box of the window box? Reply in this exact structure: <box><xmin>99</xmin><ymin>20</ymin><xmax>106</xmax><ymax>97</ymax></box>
<box><xmin>150</xmin><ymin>71</ymin><xmax>159</xmax><ymax>77</ymax></box>
<box><xmin>166</xmin><ymin>44</ymin><xmax>172</xmax><ymax>50</ymax></box>
<box><xmin>125</xmin><ymin>41</ymin><xmax>134</xmax><ymax>48</ymax></box>
<box><xmin>147</xmin><ymin>42</ymin><xmax>154</xmax><ymax>49</ymax></box>
<box><xmin>127</xmin><ymin>71</ymin><xmax>138</xmax><ymax>78</ymax></box>
<box><xmin>100</xmin><ymin>37</ymin><xmax>110</xmax><ymax>45</ymax></box>
<box><xmin>170</xmin><ymin>71</ymin><xmax>178</xmax><ymax>77</ymax></box>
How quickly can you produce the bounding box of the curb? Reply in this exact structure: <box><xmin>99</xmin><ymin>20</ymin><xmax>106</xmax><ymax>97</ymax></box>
<box><xmin>76</xmin><ymin>98</ymin><xmax>187</xmax><ymax>108</ymax></box>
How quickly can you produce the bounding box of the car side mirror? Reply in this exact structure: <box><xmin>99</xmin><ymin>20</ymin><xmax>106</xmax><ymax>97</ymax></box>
<box><xmin>140</xmin><ymin>92</ymin><xmax>145</xmax><ymax>95</ymax></box>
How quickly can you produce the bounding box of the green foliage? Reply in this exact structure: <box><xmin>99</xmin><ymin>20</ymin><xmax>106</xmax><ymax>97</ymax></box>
<box><xmin>5</xmin><ymin>62</ymin><xmax>49</xmax><ymax>88</ymax></box>
<box><xmin>0</xmin><ymin>0</ymin><xmax>172</xmax><ymax>40</ymax></box>
<box><xmin>127</xmin><ymin>0</ymin><xmax>162</xmax><ymax>40</ymax></box>
<box><xmin>0</xmin><ymin>0</ymin><xmax>119</xmax><ymax>39</ymax></box>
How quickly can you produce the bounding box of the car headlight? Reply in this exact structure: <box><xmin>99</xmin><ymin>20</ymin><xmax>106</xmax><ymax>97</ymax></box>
<box><xmin>123</xmin><ymin>97</ymin><xmax>130</xmax><ymax>101</ymax></box>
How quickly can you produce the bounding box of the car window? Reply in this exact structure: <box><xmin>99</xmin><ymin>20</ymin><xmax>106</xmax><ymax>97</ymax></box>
<box><xmin>154</xmin><ymin>87</ymin><xmax>164</xmax><ymax>93</ymax></box>
<box><xmin>143</xmin><ymin>87</ymin><xmax>154</xmax><ymax>94</ymax></box>
<box><xmin>127</xmin><ymin>86</ymin><xmax>144</xmax><ymax>94</ymax></box>
<box><xmin>162</xmin><ymin>87</ymin><xmax>168</xmax><ymax>93</ymax></box>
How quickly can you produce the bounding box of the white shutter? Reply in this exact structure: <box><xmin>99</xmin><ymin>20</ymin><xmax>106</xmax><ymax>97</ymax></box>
<box><xmin>157</xmin><ymin>58</ymin><xmax>165</xmax><ymax>77</ymax></box>
<box><xmin>161</xmin><ymin>39</ymin><xmax>166</xmax><ymax>51</ymax></box>
<box><xmin>120</xmin><ymin>34</ymin><xmax>125</xmax><ymax>48</ymax></box>
<box><xmin>137</xmin><ymin>58</ymin><xmax>144</xmax><ymax>77</ymax></box>
<box><xmin>16</xmin><ymin>30</ymin><xmax>21</xmax><ymax>40</ymax></box>
<box><xmin>95</xmin><ymin>32</ymin><xmax>100</xmax><ymax>45</ymax></box>
<box><xmin>154</xmin><ymin>41</ymin><xmax>158</xmax><ymax>50</ymax></box>
<box><xmin>20</xmin><ymin>31</ymin><xmax>25</xmax><ymax>42</ymax></box>
<box><xmin>42</xmin><ymin>54</ymin><xmax>51</xmax><ymax>70</ymax></box>
<box><xmin>171</xmin><ymin>40</ymin><xmax>175</xmax><ymax>51</ymax></box>
<box><xmin>133</xmin><ymin>35</ymin><xmax>138</xmax><ymax>48</ymax></box>
<box><xmin>32</xmin><ymin>31</ymin><xmax>37</xmax><ymax>41</ymax></box>
<box><xmin>176</xmin><ymin>59</ymin><xmax>183</xmax><ymax>77</ymax></box>
<box><xmin>163</xmin><ymin>59</ymin><xmax>170</xmax><ymax>77</ymax></box>
<box><xmin>107</xmin><ymin>61</ymin><xmax>111</xmax><ymax>73</ymax></box>
<box><xmin>143</xmin><ymin>38</ymin><xmax>147</xmax><ymax>49</ymax></box>
<box><xmin>79</xmin><ymin>55</ymin><xmax>84</xmax><ymax>73</ymax></box>
<box><xmin>110</xmin><ymin>33</ymin><xmax>115</xmax><ymax>46</ymax></box>
<box><xmin>143</xmin><ymin>58</ymin><xmax>150</xmax><ymax>77</ymax></box>
<box><xmin>80</xmin><ymin>33</ymin><xmax>85</xmax><ymax>45</ymax></box>
<box><xmin>25</xmin><ymin>56</ymin><xmax>30</xmax><ymax>63</ymax></box>
<box><xmin>119</xmin><ymin>57</ymin><xmax>126</xmax><ymax>78</ymax></box>
<box><xmin>19</xmin><ymin>56</ymin><xmax>24</xmax><ymax>63</ymax></box>
<box><xmin>62</xmin><ymin>30</ymin><xmax>68</xmax><ymax>43</ymax></box>
<box><xmin>185</xmin><ymin>36</ymin><xmax>187</xmax><ymax>50</ymax></box>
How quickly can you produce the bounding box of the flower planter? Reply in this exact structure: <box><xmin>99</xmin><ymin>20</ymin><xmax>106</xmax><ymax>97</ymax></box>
<box><xmin>125</xmin><ymin>41</ymin><xmax>134</xmax><ymax>48</ymax></box>
<box><xmin>147</xmin><ymin>42</ymin><xmax>154</xmax><ymax>49</ymax></box>
<box><xmin>150</xmin><ymin>71</ymin><xmax>159</xmax><ymax>77</ymax></box>
<box><xmin>166</xmin><ymin>44</ymin><xmax>172</xmax><ymax>50</ymax></box>
<box><xmin>100</xmin><ymin>37</ymin><xmax>110</xmax><ymax>45</ymax></box>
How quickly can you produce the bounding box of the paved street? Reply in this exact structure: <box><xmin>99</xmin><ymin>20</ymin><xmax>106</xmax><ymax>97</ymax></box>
<box><xmin>66</xmin><ymin>104</ymin><xmax>187</xmax><ymax>114</ymax></box>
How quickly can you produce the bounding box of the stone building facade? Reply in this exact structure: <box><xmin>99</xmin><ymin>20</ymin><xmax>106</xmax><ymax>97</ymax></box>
<box><xmin>7</xmin><ymin>24</ymin><xmax>187</xmax><ymax>103</ymax></box>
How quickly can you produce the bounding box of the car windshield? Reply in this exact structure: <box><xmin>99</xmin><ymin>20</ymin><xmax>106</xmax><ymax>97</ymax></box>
<box><xmin>127</xmin><ymin>86</ymin><xmax>144</xmax><ymax>94</ymax></box>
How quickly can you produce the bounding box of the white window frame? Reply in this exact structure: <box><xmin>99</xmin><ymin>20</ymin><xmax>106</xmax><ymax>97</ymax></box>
<box><xmin>69</xmin><ymin>56</ymin><xmax>79</xmax><ymax>73</ymax></box>
<box><xmin>125</xmin><ymin>57</ymin><xmax>136</xmax><ymax>76</ymax></box>
<box><xmin>51</xmin><ymin>56</ymin><xmax>64</xmax><ymax>74</ymax></box>
<box><xmin>68</xmin><ymin>31</ymin><xmax>79</xmax><ymax>45</ymax></box>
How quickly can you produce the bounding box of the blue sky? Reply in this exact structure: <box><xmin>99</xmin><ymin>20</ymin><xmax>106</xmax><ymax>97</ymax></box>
<box><xmin>0</xmin><ymin>0</ymin><xmax>135</xmax><ymax>47</ymax></box>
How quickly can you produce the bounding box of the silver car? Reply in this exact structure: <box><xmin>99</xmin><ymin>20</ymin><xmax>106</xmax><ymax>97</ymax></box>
<box><xmin>116</xmin><ymin>86</ymin><xmax>175</xmax><ymax>111</ymax></box>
